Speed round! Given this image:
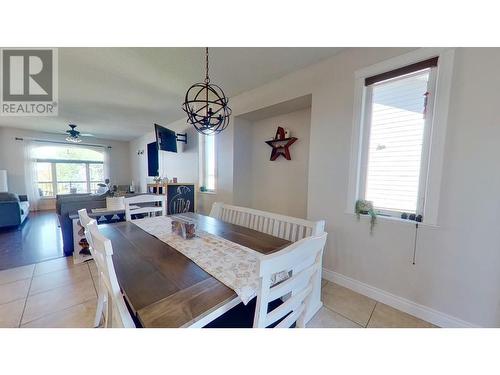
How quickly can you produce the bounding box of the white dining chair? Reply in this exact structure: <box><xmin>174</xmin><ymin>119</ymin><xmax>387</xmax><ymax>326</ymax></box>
<box><xmin>86</xmin><ymin>221</ymin><xmax>136</xmax><ymax>328</ymax></box>
<box><xmin>78</xmin><ymin>208</ymin><xmax>95</xmax><ymax>251</ymax></box>
<box><xmin>209</xmin><ymin>202</ymin><xmax>325</xmax><ymax>323</ymax></box>
<box><xmin>253</xmin><ymin>232</ymin><xmax>327</xmax><ymax>328</ymax></box>
<box><xmin>124</xmin><ymin>194</ymin><xmax>166</xmax><ymax>221</ymax></box>
<box><xmin>78</xmin><ymin>208</ymin><xmax>105</xmax><ymax>328</ymax></box>
<box><xmin>205</xmin><ymin>232</ymin><xmax>327</xmax><ymax>328</ymax></box>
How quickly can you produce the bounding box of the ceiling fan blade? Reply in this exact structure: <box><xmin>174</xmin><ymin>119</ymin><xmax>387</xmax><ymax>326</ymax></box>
<box><xmin>80</xmin><ymin>133</ymin><xmax>95</xmax><ymax>137</ymax></box>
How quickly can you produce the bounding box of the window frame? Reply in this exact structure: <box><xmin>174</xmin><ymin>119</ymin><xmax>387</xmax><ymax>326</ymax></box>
<box><xmin>36</xmin><ymin>159</ymin><xmax>104</xmax><ymax>198</ymax></box>
<box><xmin>198</xmin><ymin>134</ymin><xmax>217</xmax><ymax>193</ymax></box>
<box><xmin>358</xmin><ymin>68</ymin><xmax>436</xmax><ymax>217</ymax></box>
<box><xmin>346</xmin><ymin>48</ymin><xmax>455</xmax><ymax>226</ymax></box>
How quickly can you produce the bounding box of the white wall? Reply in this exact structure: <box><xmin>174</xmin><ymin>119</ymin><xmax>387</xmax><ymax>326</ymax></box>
<box><xmin>233</xmin><ymin>108</ymin><xmax>311</xmax><ymax>218</ymax></box>
<box><xmin>308</xmin><ymin>48</ymin><xmax>500</xmax><ymax>328</ymax></box>
<box><xmin>128</xmin><ymin>119</ymin><xmax>199</xmax><ymax>196</ymax></box>
<box><xmin>0</xmin><ymin>126</ymin><xmax>131</xmax><ymax>210</ymax></box>
<box><xmin>216</xmin><ymin>47</ymin><xmax>500</xmax><ymax>327</ymax></box>
<box><xmin>128</xmin><ymin>47</ymin><xmax>500</xmax><ymax>327</ymax></box>
<box><xmin>232</xmin><ymin>117</ymin><xmax>253</xmax><ymax>208</ymax></box>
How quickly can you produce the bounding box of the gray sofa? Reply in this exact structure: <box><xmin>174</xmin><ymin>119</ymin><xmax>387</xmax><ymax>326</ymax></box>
<box><xmin>0</xmin><ymin>193</ymin><xmax>30</xmax><ymax>228</ymax></box>
<box><xmin>56</xmin><ymin>193</ymin><xmax>108</xmax><ymax>255</ymax></box>
<box><xmin>56</xmin><ymin>192</ymin><xmax>140</xmax><ymax>255</ymax></box>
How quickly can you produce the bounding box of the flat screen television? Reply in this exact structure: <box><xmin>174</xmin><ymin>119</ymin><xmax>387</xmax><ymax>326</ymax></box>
<box><xmin>155</xmin><ymin>123</ymin><xmax>177</xmax><ymax>153</ymax></box>
<box><xmin>147</xmin><ymin>142</ymin><xmax>159</xmax><ymax>177</ymax></box>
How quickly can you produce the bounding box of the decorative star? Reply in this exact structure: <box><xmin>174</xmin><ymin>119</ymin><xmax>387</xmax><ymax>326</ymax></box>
<box><xmin>265</xmin><ymin>126</ymin><xmax>298</xmax><ymax>161</ymax></box>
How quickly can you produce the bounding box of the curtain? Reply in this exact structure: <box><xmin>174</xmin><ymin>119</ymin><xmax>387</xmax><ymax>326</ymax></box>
<box><xmin>103</xmin><ymin>146</ymin><xmax>110</xmax><ymax>183</ymax></box>
<box><xmin>24</xmin><ymin>140</ymin><xmax>40</xmax><ymax>211</ymax></box>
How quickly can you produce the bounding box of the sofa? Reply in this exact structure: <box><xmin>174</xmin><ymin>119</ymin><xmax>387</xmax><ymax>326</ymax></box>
<box><xmin>56</xmin><ymin>192</ymin><xmax>139</xmax><ymax>255</ymax></box>
<box><xmin>56</xmin><ymin>193</ymin><xmax>108</xmax><ymax>255</ymax></box>
<box><xmin>0</xmin><ymin>193</ymin><xmax>30</xmax><ymax>228</ymax></box>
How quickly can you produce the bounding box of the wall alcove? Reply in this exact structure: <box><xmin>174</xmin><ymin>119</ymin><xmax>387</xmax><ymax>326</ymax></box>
<box><xmin>232</xmin><ymin>94</ymin><xmax>312</xmax><ymax>219</ymax></box>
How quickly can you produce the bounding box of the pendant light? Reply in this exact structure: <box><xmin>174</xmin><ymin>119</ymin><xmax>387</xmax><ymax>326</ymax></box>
<box><xmin>182</xmin><ymin>47</ymin><xmax>231</xmax><ymax>135</ymax></box>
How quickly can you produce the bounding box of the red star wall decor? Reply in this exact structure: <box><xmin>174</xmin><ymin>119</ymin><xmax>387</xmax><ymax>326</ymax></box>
<box><xmin>265</xmin><ymin>126</ymin><xmax>298</xmax><ymax>161</ymax></box>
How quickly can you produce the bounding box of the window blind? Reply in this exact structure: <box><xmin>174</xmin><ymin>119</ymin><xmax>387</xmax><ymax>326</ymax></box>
<box><xmin>364</xmin><ymin>69</ymin><xmax>431</xmax><ymax>213</ymax></box>
<box><xmin>365</xmin><ymin>57</ymin><xmax>438</xmax><ymax>86</ymax></box>
<box><xmin>200</xmin><ymin>134</ymin><xmax>216</xmax><ymax>191</ymax></box>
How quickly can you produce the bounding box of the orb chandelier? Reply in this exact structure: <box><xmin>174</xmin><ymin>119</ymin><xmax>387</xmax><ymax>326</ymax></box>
<box><xmin>182</xmin><ymin>47</ymin><xmax>231</xmax><ymax>135</ymax></box>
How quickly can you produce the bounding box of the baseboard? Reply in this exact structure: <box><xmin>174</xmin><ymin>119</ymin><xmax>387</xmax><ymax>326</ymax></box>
<box><xmin>322</xmin><ymin>268</ymin><xmax>479</xmax><ymax>328</ymax></box>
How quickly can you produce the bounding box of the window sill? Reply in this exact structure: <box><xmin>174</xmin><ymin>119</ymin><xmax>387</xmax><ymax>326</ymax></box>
<box><xmin>199</xmin><ymin>191</ymin><xmax>216</xmax><ymax>195</ymax></box>
<box><xmin>344</xmin><ymin>211</ymin><xmax>439</xmax><ymax>228</ymax></box>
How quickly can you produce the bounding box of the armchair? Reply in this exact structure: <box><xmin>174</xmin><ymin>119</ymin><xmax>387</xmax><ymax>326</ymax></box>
<box><xmin>0</xmin><ymin>193</ymin><xmax>30</xmax><ymax>228</ymax></box>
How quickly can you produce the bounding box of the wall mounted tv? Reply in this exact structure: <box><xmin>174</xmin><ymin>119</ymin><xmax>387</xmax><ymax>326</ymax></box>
<box><xmin>147</xmin><ymin>142</ymin><xmax>159</xmax><ymax>177</ymax></box>
<box><xmin>155</xmin><ymin>123</ymin><xmax>178</xmax><ymax>153</ymax></box>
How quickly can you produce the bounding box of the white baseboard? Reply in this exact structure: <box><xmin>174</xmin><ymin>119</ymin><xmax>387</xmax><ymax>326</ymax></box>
<box><xmin>322</xmin><ymin>268</ymin><xmax>479</xmax><ymax>328</ymax></box>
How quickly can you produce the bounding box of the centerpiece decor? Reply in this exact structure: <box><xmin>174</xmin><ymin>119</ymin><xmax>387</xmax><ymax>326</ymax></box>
<box><xmin>182</xmin><ymin>47</ymin><xmax>231</xmax><ymax>135</ymax></box>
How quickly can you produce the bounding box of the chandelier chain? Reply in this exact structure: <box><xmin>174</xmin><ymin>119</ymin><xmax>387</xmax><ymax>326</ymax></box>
<box><xmin>205</xmin><ymin>47</ymin><xmax>210</xmax><ymax>84</ymax></box>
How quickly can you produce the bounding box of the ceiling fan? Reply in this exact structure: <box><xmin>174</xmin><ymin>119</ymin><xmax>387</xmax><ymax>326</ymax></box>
<box><xmin>64</xmin><ymin>124</ymin><xmax>94</xmax><ymax>143</ymax></box>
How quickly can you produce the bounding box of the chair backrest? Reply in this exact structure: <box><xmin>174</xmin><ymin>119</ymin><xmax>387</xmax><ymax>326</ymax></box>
<box><xmin>78</xmin><ymin>208</ymin><xmax>96</xmax><ymax>254</ymax></box>
<box><xmin>253</xmin><ymin>232</ymin><xmax>327</xmax><ymax>328</ymax></box>
<box><xmin>124</xmin><ymin>194</ymin><xmax>166</xmax><ymax>221</ymax></box>
<box><xmin>210</xmin><ymin>202</ymin><xmax>325</xmax><ymax>242</ymax></box>
<box><xmin>85</xmin><ymin>221</ymin><xmax>135</xmax><ymax>328</ymax></box>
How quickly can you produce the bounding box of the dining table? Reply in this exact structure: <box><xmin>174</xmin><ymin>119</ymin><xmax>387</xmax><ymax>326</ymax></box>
<box><xmin>98</xmin><ymin>212</ymin><xmax>291</xmax><ymax>328</ymax></box>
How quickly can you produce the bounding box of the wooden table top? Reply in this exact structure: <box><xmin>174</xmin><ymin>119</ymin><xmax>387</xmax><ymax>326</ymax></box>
<box><xmin>98</xmin><ymin>212</ymin><xmax>291</xmax><ymax>328</ymax></box>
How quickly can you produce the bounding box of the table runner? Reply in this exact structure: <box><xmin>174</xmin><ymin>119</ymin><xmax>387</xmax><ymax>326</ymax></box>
<box><xmin>131</xmin><ymin>216</ymin><xmax>286</xmax><ymax>304</ymax></box>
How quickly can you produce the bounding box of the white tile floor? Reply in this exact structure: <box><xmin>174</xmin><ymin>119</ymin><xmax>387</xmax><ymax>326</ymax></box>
<box><xmin>307</xmin><ymin>281</ymin><xmax>436</xmax><ymax>328</ymax></box>
<box><xmin>0</xmin><ymin>257</ymin><xmax>436</xmax><ymax>328</ymax></box>
<box><xmin>0</xmin><ymin>257</ymin><xmax>98</xmax><ymax>328</ymax></box>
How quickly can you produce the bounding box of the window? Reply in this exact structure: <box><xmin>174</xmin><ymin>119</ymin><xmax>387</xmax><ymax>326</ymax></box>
<box><xmin>348</xmin><ymin>49</ymin><xmax>454</xmax><ymax>225</ymax></box>
<box><xmin>199</xmin><ymin>134</ymin><xmax>216</xmax><ymax>192</ymax></box>
<box><xmin>354</xmin><ymin>56</ymin><xmax>445</xmax><ymax>220</ymax></box>
<box><xmin>360</xmin><ymin>61</ymin><xmax>438</xmax><ymax>217</ymax></box>
<box><xmin>33</xmin><ymin>145</ymin><xmax>105</xmax><ymax>197</ymax></box>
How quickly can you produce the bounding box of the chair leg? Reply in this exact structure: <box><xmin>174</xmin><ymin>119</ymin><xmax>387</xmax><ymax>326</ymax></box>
<box><xmin>94</xmin><ymin>285</ymin><xmax>105</xmax><ymax>328</ymax></box>
<box><xmin>106</xmin><ymin>296</ymin><xmax>113</xmax><ymax>328</ymax></box>
<box><xmin>296</xmin><ymin>314</ymin><xmax>306</xmax><ymax>328</ymax></box>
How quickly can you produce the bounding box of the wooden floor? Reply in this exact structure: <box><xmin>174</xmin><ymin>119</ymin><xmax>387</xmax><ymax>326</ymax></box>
<box><xmin>0</xmin><ymin>211</ymin><xmax>64</xmax><ymax>271</ymax></box>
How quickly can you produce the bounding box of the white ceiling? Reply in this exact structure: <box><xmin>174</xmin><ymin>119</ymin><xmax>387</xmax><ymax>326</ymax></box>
<box><xmin>0</xmin><ymin>47</ymin><xmax>342</xmax><ymax>141</ymax></box>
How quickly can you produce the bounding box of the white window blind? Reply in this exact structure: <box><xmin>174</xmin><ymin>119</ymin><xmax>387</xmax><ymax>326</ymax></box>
<box><xmin>199</xmin><ymin>134</ymin><xmax>216</xmax><ymax>191</ymax></box>
<box><xmin>362</xmin><ymin>69</ymin><xmax>434</xmax><ymax>215</ymax></box>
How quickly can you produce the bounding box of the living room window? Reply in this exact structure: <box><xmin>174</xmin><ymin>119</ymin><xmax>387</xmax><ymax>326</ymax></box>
<box><xmin>33</xmin><ymin>145</ymin><xmax>104</xmax><ymax>197</ymax></box>
<box><xmin>199</xmin><ymin>134</ymin><xmax>216</xmax><ymax>192</ymax></box>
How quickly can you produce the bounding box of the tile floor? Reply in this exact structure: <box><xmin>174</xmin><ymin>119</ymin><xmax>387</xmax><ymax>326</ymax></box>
<box><xmin>0</xmin><ymin>257</ymin><xmax>98</xmax><ymax>328</ymax></box>
<box><xmin>0</xmin><ymin>257</ymin><xmax>436</xmax><ymax>328</ymax></box>
<box><xmin>306</xmin><ymin>279</ymin><xmax>436</xmax><ymax>328</ymax></box>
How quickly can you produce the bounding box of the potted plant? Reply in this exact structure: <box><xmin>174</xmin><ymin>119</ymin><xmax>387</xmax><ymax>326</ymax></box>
<box><xmin>355</xmin><ymin>199</ymin><xmax>377</xmax><ymax>234</ymax></box>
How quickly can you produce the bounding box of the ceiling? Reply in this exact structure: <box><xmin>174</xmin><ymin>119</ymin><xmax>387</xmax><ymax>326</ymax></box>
<box><xmin>0</xmin><ymin>47</ymin><xmax>342</xmax><ymax>141</ymax></box>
